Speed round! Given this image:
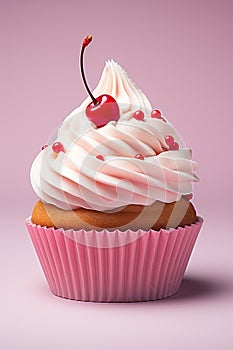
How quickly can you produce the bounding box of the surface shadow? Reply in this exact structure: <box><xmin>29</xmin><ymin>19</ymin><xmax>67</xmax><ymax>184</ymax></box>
<box><xmin>32</xmin><ymin>282</ymin><xmax>53</xmax><ymax>299</ymax></box>
<box><xmin>167</xmin><ymin>275</ymin><xmax>230</xmax><ymax>302</ymax></box>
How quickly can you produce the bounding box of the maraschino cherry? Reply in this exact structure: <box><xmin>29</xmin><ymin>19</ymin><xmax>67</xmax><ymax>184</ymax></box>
<box><xmin>80</xmin><ymin>35</ymin><xmax>120</xmax><ymax>128</ymax></box>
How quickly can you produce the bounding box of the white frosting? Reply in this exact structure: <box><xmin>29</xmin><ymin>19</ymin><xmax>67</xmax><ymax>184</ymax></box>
<box><xmin>30</xmin><ymin>60</ymin><xmax>198</xmax><ymax>211</ymax></box>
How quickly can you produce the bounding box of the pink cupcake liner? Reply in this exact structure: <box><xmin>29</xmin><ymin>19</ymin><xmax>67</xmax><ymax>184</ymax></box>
<box><xmin>25</xmin><ymin>217</ymin><xmax>203</xmax><ymax>302</ymax></box>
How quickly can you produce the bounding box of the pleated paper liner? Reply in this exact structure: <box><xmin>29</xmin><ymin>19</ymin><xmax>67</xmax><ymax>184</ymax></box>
<box><xmin>25</xmin><ymin>217</ymin><xmax>203</xmax><ymax>302</ymax></box>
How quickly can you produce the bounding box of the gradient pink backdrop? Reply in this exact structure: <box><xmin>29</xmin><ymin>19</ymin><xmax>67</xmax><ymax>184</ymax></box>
<box><xmin>1</xmin><ymin>1</ymin><xmax>233</xmax><ymax>349</ymax></box>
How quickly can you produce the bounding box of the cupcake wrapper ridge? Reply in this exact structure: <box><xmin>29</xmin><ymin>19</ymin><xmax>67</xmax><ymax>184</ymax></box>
<box><xmin>25</xmin><ymin>217</ymin><xmax>203</xmax><ymax>302</ymax></box>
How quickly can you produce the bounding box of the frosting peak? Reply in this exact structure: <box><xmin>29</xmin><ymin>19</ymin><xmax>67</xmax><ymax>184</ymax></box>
<box><xmin>81</xmin><ymin>60</ymin><xmax>152</xmax><ymax>120</ymax></box>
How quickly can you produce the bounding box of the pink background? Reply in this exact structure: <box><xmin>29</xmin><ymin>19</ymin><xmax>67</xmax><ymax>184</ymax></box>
<box><xmin>1</xmin><ymin>0</ymin><xmax>233</xmax><ymax>349</ymax></box>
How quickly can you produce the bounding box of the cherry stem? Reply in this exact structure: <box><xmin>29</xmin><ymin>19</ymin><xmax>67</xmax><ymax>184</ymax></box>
<box><xmin>80</xmin><ymin>36</ymin><xmax>98</xmax><ymax>105</ymax></box>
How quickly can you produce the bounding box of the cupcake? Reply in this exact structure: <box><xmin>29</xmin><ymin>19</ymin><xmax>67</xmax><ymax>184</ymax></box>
<box><xmin>26</xmin><ymin>35</ymin><xmax>203</xmax><ymax>302</ymax></box>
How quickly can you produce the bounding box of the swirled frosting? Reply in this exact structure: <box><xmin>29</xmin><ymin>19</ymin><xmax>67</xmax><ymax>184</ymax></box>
<box><xmin>30</xmin><ymin>60</ymin><xmax>198</xmax><ymax>211</ymax></box>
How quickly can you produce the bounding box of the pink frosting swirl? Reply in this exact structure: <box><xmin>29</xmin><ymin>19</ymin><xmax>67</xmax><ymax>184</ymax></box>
<box><xmin>30</xmin><ymin>61</ymin><xmax>198</xmax><ymax>211</ymax></box>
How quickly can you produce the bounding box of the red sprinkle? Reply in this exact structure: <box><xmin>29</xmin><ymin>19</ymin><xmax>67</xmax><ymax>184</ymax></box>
<box><xmin>135</xmin><ymin>154</ymin><xmax>144</xmax><ymax>160</ymax></box>
<box><xmin>41</xmin><ymin>144</ymin><xmax>48</xmax><ymax>150</ymax></box>
<box><xmin>165</xmin><ymin>135</ymin><xmax>174</xmax><ymax>146</ymax></box>
<box><xmin>96</xmin><ymin>154</ymin><xmax>105</xmax><ymax>161</ymax></box>
<box><xmin>151</xmin><ymin>109</ymin><xmax>166</xmax><ymax>122</ymax></box>
<box><xmin>133</xmin><ymin>110</ymin><xmax>144</xmax><ymax>121</ymax></box>
<box><xmin>170</xmin><ymin>141</ymin><xmax>179</xmax><ymax>150</ymax></box>
<box><xmin>52</xmin><ymin>142</ymin><xmax>65</xmax><ymax>154</ymax></box>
